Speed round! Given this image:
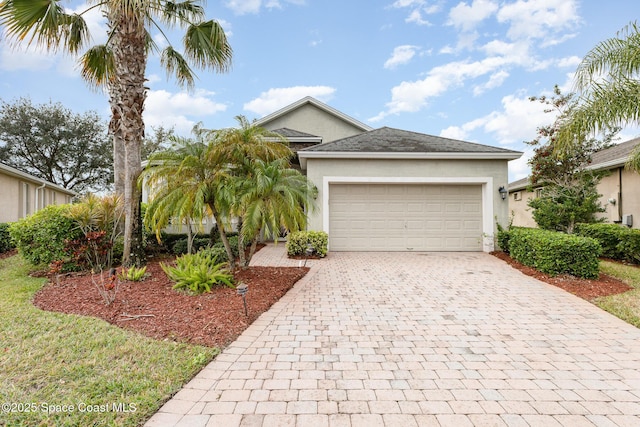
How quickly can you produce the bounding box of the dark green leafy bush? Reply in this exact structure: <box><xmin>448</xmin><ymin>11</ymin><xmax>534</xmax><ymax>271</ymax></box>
<box><xmin>160</xmin><ymin>250</ymin><xmax>234</xmax><ymax>294</ymax></box>
<box><xmin>574</xmin><ymin>223</ymin><xmax>626</xmax><ymax>259</ymax></box>
<box><xmin>171</xmin><ymin>237</ymin><xmax>211</xmax><ymax>255</ymax></box>
<box><xmin>0</xmin><ymin>223</ymin><xmax>13</xmax><ymax>253</ymax></box>
<box><xmin>286</xmin><ymin>231</ymin><xmax>328</xmax><ymax>258</ymax></box>
<box><xmin>509</xmin><ymin>228</ymin><xmax>601</xmax><ymax>279</ymax></box>
<box><xmin>9</xmin><ymin>205</ymin><xmax>83</xmax><ymax>266</ymax></box>
<box><xmin>496</xmin><ymin>222</ymin><xmax>511</xmax><ymax>253</ymax></box>
<box><xmin>616</xmin><ymin>229</ymin><xmax>640</xmax><ymax>264</ymax></box>
<box><xmin>575</xmin><ymin>223</ymin><xmax>640</xmax><ymax>264</ymax></box>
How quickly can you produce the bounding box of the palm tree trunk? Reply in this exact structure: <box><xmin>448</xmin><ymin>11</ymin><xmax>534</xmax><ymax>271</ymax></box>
<box><xmin>109</xmin><ymin>105</ymin><xmax>125</xmax><ymax>197</ymax></box>
<box><xmin>246</xmin><ymin>236</ymin><xmax>259</xmax><ymax>267</ymax></box>
<box><xmin>208</xmin><ymin>205</ymin><xmax>236</xmax><ymax>268</ymax></box>
<box><xmin>110</xmin><ymin>12</ymin><xmax>147</xmax><ymax>267</ymax></box>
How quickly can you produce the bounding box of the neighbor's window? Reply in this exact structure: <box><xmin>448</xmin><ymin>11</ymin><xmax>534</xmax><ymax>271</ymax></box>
<box><xmin>513</xmin><ymin>192</ymin><xmax>522</xmax><ymax>201</ymax></box>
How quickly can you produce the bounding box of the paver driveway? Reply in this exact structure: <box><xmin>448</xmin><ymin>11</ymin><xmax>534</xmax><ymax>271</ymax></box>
<box><xmin>146</xmin><ymin>246</ymin><xmax>640</xmax><ymax>427</ymax></box>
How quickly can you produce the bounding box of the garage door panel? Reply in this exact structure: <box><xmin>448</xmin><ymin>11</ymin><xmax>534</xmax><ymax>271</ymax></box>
<box><xmin>329</xmin><ymin>184</ymin><xmax>482</xmax><ymax>251</ymax></box>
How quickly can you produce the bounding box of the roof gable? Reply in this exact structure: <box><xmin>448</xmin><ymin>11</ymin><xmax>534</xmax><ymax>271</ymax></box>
<box><xmin>254</xmin><ymin>96</ymin><xmax>372</xmax><ymax>137</ymax></box>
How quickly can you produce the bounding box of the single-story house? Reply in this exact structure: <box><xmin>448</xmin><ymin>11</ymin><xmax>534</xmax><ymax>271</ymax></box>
<box><xmin>258</xmin><ymin>97</ymin><xmax>522</xmax><ymax>252</ymax></box>
<box><xmin>508</xmin><ymin>137</ymin><xmax>640</xmax><ymax>229</ymax></box>
<box><xmin>144</xmin><ymin>97</ymin><xmax>522</xmax><ymax>251</ymax></box>
<box><xmin>0</xmin><ymin>162</ymin><xmax>76</xmax><ymax>223</ymax></box>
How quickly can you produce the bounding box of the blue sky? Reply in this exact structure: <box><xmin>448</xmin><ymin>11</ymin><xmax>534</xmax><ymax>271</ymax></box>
<box><xmin>1</xmin><ymin>0</ymin><xmax>639</xmax><ymax>182</ymax></box>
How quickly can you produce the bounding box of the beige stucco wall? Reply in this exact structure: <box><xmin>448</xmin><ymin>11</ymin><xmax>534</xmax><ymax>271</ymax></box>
<box><xmin>509</xmin><ymin>167</ymin><xmax>640</xmax><ymax>229</ymax></box>
<box><xmin>597</xmin><ymin>167</ymin><xmax>640</xmax><ymax>228</ymax></box>
<box><xmin>261</xmin><ymin>103</ymin><xmax>366</xmax><ymax>143</ymax></box>
<box><xmin>305</xmin><ymin>158</ymin><xmax>511</xmax><ymax>251</ymax></box>
<box><xmin>0</xmin><ymin>172</ymin><xmax>73</xmax><ymax>223</ymax></box>
<box><xmin>508</xmin><ymin>188</ymin><xmax>537</xmax><ymax>228</ymax></box>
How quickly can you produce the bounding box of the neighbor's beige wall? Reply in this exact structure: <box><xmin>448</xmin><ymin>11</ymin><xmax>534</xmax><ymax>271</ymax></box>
<box><xmin>508</xmin><ymin>188</ymin><xmax>537</xmax><ymax>228</ymax></box>
<box><xmin>0</xmin><ymin>172</ymin><xmax>73</xmax><ymax>223</ymax></box>
<box><xmin>597</xmin><ymin>167</ymin><xmax>640</xmax><ymax>228</ymax></box>
<box><xmin>305</xmin><ymin>158</ymin><xmax>511</xmax><ymax>235</ymax></box>
<box><xmin>261</xmin><ymin>103</ymin><xmax>365</xmax><ymax>143</ymax></box>
<box><xmin>0</xmin><ymin>173</ymin><xmax>20</xmax><ymax>223</ymax></box>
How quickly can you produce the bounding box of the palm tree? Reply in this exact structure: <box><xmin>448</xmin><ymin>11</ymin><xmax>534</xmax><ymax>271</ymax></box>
<box><xmin>0</xmin><ymin>0</ymin><xmax>232</xmax><ymax>266</ymax></box>
<box><xmin>142</xmin><ymin>135</ymin><xmax>235</xmax><ymax>262</ymax></box>
<box><xmin>557</xmin><ymin>21</ymin><xmax>640</xmax><ymax>169</ymax></box>
<box><xmin>236</xmin><ymin>158</ymin><xmax>317</xmax><ymax>267</ymax></box>
<box><xmin>208</xmin><ymin>115</ymin><xmax>293</xmax><ymax>172</ymax></box>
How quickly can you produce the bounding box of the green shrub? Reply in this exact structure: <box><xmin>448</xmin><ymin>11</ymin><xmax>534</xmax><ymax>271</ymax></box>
<box><xmin>496</xmin><ymin>222</ymin><xmax>511</xmax><ymax>253</ymax></box>
<box><xmin>508</xmin><ymin>228</ymin><xmax>601</xmax><ymax>279</ymax></box>
<box><xmin>574</xmin><ymin>223</ymin><xmax>625</xmax><ymax>259</ymax></box>
<box><xmin>575</xmin><ymin>223</ymin><xmax>640</xmax><ymax>264</ymax></box>
<box><xmin>161</xmin><ymin>250</ymin><xmax>234</xmax><ymax>294</ymax></box>
<box><xmin>118</xmin><ymin>265</ymin><xmax>148</xmax><ymax>282</ymax></box>
<box><xmin>9</xmin><ymin>205</ymin><xmax>83</xmax><ymax>266</ymax></box>
<box><xmin>617</xmin><ymin>229</ymin><xmax>640</xmax><ymax>264</ymax></box>
<box><xmin>286</xmin><ymin>231</ymin><xmax>328</xmax><ymax>258</ymax></box>
<box><xmin>171</xmin><ymin>237</ymin><xmax>211</xmax><ymax>255</ymax></box>
<box><xmin>0</xmin><ymin>223</ymin><xmax>13</xmax><ymax>253</ymax></box>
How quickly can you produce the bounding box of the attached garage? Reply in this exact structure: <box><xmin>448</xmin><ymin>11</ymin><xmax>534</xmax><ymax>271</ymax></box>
<box><xmin>329</xmin><ymin>183</ymin><xmax>482</xmax><ymax>251</ymax></box>
<box><xmin>298</xmin><ymin>126</ymin><xmax>522</xmax><ymax>253</ymax></box>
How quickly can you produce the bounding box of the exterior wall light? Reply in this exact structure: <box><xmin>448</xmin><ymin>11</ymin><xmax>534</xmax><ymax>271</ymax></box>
<box><xmin>498</xmin><ymin>186</ymin><xmax>508</xmax><ymax>200</ymax></box>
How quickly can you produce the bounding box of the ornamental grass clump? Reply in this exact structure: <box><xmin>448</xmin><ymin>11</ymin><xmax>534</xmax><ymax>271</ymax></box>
<box><xmin>161</xmin><ymin>250</ymin><xmax>234</xmax><ymax>294</ymax></box>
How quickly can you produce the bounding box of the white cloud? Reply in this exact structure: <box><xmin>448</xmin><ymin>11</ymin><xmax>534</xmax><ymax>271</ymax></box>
<box><xmin>225</xmin><ymin>0</ymin><xmax>305</xmax><ymax>15</ymax></box>
<box><xmin>497</xmin><ymin>0</ymin><xmax>580</xmax><ymax>42</ymax></box>
<box><xmin>0</xmin><ymin>44</ymin><xmax>57</xmax><ymax>71</ymax></box>
<box><xmin>144</xmin><ymin>89</ymin><xmax>227</xmax><ymax>135</ymax></box>
<box><xmin>473</xmin><ymin>70</ymin><xmax>509</xmax><ymax>96</ymax></box>
<box><xmin>509</xmin><ymin>148</ymin><xmax>534</xmax><ymax>181</ymax></box>
<box><xmin>370</xmin><ymin>56</ymin><xmax>510</xmax><ymax>121</ymax></box>
<box><xmin>390</xmin><ymin>0</ymin><xmax>440</xmax><ymax>26</ymax></box>
<box><xmin>557</xmin><ymin>55</ymin><xmax>581</xmax><ymax>68</ymax></box>
<box><xmin>384</xmin><ymin>45</ymin><xmax>420</xmax><ymax>69</ymax></box>
<box><xmin>448</xmin><ymin>0</ymin><xmax>498</xmax><ymax>31</ymax></box>
<box><xmin>243</xmin><ymin>86</ymin><xmax>336</xmax><ymax>116</ymax></box>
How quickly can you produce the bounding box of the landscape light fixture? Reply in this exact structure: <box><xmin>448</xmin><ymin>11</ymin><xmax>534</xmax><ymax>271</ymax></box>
<box><xmin>236</xmin><ymin>283</ymin><xmax>248</xmax><ymax>317</ymax></box>
<box><xmin>303</xmin><ymin>244</ymin><xmax>314</xmax><ymax>267</ymax></box>
<box><xmin>498</xmin><ymin>186</ymin><xmax>508</xmax><ymax>201</ymax></box>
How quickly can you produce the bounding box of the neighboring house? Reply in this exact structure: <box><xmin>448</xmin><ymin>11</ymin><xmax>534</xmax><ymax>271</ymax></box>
<box><xmin>0</xmin><ymin>162</ymin><xmax>76</xmax><ymax>223</ymax></box>
<box><xmin>508</xmin><ymin>137</ymin><xmax>640</xmax><ymax>229</ymax></box>
<box><xmin>143</xmin><ymin>96</ymin><xmax>522</xmax><ymax>251</ymax></box>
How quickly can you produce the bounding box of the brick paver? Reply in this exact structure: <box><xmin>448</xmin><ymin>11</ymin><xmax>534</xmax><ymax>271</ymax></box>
<box><xmin>146</xmin><ymin>245</ymin><xmax>640</xmax><ymax>426</ymax></box>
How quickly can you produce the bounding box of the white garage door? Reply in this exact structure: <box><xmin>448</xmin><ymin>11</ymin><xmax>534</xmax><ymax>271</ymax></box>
<box><xmin>329</xmin><ymin>184</ymin><xmax>483</xmax><ymax>251</ymax></box>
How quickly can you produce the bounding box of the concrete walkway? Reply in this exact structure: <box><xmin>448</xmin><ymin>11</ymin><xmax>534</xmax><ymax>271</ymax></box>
<box><xmin>146</xmin><ymin>245</ymin><xmax>640</xmax><ymax>427</ymax></box>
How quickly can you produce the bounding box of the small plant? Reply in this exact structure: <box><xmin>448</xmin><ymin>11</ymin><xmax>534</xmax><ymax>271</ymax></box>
<box><xmin>286</xmin><ymin>231</ymin><xmax>328</xmax><ymax>258</ymax></box>
<box><xmin>93</xmin><ymin>268</ymin><xmax>120</xmax><ymax>305</ymax></box>
<box><xmin>118</xmin><ymin>266</ymin><xmax>148</xmax><ymax>282</ymax></box>
<box><xmin>161</xmin><ymin>251</ymin><xmax>234</xmax><ymax>294</ymax></box>
<box><xmin>0</xmin><ymin>223</ymin><xmax>13</xmax><ymax>253</ymax></box>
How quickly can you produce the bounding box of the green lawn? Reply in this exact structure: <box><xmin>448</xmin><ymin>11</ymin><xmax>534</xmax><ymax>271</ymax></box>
<box><xmin>0</xmin><ymin>255</ymin><xmax>218</xmax><ymax>427</ymax></box>
<box><xmin>597</xmin><ymin>260</ymin><xmax>640</xmax><ymax>328</ymax></box>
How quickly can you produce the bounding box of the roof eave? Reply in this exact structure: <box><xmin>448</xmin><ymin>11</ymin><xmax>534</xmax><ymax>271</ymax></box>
<box><xmin>0</xmin><ymin>163</ymin><xmax>77</xmax><ymax>196</ymax></box>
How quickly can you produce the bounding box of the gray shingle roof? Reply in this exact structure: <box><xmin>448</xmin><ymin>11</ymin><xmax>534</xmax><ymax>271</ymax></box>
<box><xmin>508</xmin><ymin>136</ymin><xmax>640</xmax><ymax>190</ymax></box>
<box><xmin>300</xmin><ymin>127</ymin><xmax>522</xmax><ymax>154</ymax></box>
<box><xmin>271</xmin><ymin>128</ymin><xmax>320</xmax><ymax>138</ymax></box>
<box><xmin>590</xmin><ymin>136</ymin><xmax>640</xmax><ymax>168</ymax></box>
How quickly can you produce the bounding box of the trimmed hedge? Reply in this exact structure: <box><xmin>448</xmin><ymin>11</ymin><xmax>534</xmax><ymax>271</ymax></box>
<box><xmin>286</xmin><ymin>231</ymin><xmax>328</xmax><ymax>258</ymax></box>
<box><xmin>509</xmin><ymin>228</ymin><xmax>601</xmax><ymax>279</ymax></box>
<box><xmin>575</xmin><ymin>223</ymin><xmax>640</xmax><ymax>264</ymax></box>
<box><xmin>9</xmin><ymin>205</ymin><xmax>84</xmax><ymax>266</ymax></box>
<box><xmin>0</xmin><ymin>223</ymin><xmax>13</xmax><ymax>253</ymax></box>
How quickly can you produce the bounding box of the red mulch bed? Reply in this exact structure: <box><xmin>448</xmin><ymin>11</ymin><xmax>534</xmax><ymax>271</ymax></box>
<box><xmin>0</xmin><ymin>249</ymin><xmax>17</xmax><ymax>260</ymax></box>
<box><xmin>33</xmin><ymin>256</ymin><xmax>308</xmax><ymax>348</ymax></box>
<box><xmin>492</xmin><ymin>251</ymin><xmax>633</xmax><ymax>300</ymax></box>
